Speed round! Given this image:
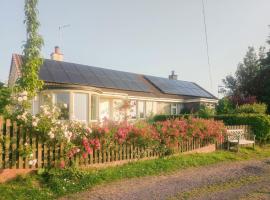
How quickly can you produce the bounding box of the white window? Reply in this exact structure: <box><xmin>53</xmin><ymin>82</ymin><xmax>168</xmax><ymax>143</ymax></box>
<box><xmin>91</xmin><ymin>95</ymin><xmax>98</xmax><ymax>120</ymax></box>
<box><xmin>113</xmin><ymin>99</ymin><xmax>124</xmax><ymax>121</ymax></box>
<box><xmin>146</xmin><ymin>101</ymin><xmax>153</xmax><ymax>117</ymax></box>
<box><xmin>138</xmin><ymin>101</ymin><xmax>145</xmax><ymax>119</ymax></box>
<box><xmin>55</xmin><ymin>93</ymin><xmax>70</xmax><ymax>120</ymax></box>
<box><xmin>73</xmin><ymin>93</ymin><xmax>88</xmax><ymax>122</ymax></box>
<box><xmin>129</xmin><ymin>100</ymin><xmax>137</xmax><ymax>119</ymax></box>
<box><xmin>171</xmin><ymin>103</ymin><xmax>177</xmax><ymax>115</ymax></box>
<box><xmin>32</xmin><ymin>96</ymin><xmax>39</xmax><ymax>115</ymax></box>
<box><xmin>99</xmin><ymin>98</ymin><xmax>110</xmax><ymax>121</ymax></box>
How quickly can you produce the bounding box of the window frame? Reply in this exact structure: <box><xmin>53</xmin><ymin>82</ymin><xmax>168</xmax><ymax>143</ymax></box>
<box><xmin>90</xmin><ymin>94</ymin><xmax>99</xmax><ymax>121</ymax></box>
<box><xmin>171</xmin><ymin>103</ymin><xmax>178</xmax><ymax>115</ymax></box>
<box><xmin>73</xmin><ymin>92</ymin><xmax>89</xmax><ymax>123</ymax></box>
<box><xmin>138</xmin><ymin>100</ymin><xmax>146</xmax><ymax>119</ymax></box>
<box><xmin>54</xmin><ymin>92</ymin><xmax>71</xmax><ymax>120</ymax></box>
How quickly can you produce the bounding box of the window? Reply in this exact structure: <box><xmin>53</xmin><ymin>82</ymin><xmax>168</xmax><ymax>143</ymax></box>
<box><xmin>91</xmin><ymin>95</ymin><xmax>98</xmax><ymax>120</ymax></box>
<box><xmin>99</xmin><ymin>98</ymin><xmax>110</xmax><ymax>121</ymax></box>
<box><xmin>74</xmin><ymin>93</ymin><xmax>88</xmax><ymax>122</ymax></box>
<box><xmin>171</xmin><ymin>103</ymin><xmax>177</xmax><ymax>115</ymax></box>
<box><xmin>113</xmin><ymin>99</ymin><xmax>124</xmax><ymax>121</ymax></box>
<box><xmin>177</xmin><ymin>104</ymin><xmax>183</xmax><ymax>114</ymax></box>
<box><xmin>129</xmin><ymin>100</ymin><xmax>137</xmax><ymax>119</ymax></box>
<box><xmin>32</xmin><ymin>96</ymin><xmax>39</xmax><ymax>115</ymax></box>
<box><xmin>138</xmin><ymin>101</ymin><xmax>145</xmax><ymax>118</ymax></box>
<box><xmin>146</xmin><ymin>101</ymin><xmax>153</xmax><ymax>117</ymax></box>
<box><xmin>55</xmin><ymin>93</ymin><xmax>70</xmax><ymax>120</ymax></box>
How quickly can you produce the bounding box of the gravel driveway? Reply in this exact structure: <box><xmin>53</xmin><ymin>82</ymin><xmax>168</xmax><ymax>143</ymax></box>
<box><xmin>61</xmin><ymin>159</ymin><xmax>270</xmax><ymax>200</ymax></box>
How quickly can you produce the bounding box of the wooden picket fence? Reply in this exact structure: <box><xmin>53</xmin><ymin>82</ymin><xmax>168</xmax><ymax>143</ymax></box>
<box><xmin>0</xmin><ymin>117</ymin><xmax>248</xmax><ymax>169</ymax></box>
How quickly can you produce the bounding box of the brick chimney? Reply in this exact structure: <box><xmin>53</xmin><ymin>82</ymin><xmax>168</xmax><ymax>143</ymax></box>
<box><xmin>50</xmin><ymin>46</ymin><xmax>63</xmax><ymax>61</ymax></box>
<box><xmin>168</xmin><ymin>70</ymin><xmax>178</xmax><ymax>80</ymax></box>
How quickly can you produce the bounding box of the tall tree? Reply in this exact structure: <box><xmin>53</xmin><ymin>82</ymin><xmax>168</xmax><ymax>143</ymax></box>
<box><xmin>17</xmin><ymin>0</ymin><xmax>43</xmax><ymax>97</ymax></box>
<box><xmin>223</xmin><ymin>46</ymin><xmax>262</xmax><ymax>96</ymax></box>
<box><xmin>253</xmin><ymin>28</ymin><xmax>270</xmax><ymax>112</ymax></box>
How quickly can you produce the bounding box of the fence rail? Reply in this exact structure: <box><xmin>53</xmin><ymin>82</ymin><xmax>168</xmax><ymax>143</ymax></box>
<box><xmin>0</xmin><ymin>117</ymin><xmax>247</xmax><ymax>169</ymax></box>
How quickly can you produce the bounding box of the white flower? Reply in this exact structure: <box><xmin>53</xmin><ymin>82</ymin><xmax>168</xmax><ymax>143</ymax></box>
<box><xmin>30</xmin><ymin>153</ymin><xmax>33</xmax><ymax>158</ymax></box>
<box><xmin>32</xmin><ymin>121</ymin><xmax>38</xmax><ymax>127</ymax></box>
<box><xmin>29</xmin><ymin>160</ymin><xmax>33</xmax><ymax>165</ymax></box>
<box><xmin>22</xmin><ymin>91</ymin><xmax>28</xmax><ymax>96</ymax></box>
<box><xmin>63</xmin><ymin>104</ymin><xmax>68</xmax><ymax>108</ymax></box>
<box><xmin>24</xmin><ymin>142</ymin><xmax>28</xmax><ymax>146</ymax></box>
<box><xmin>48</xmin><ymin>131</ymin><xmax>55</xmax><ymax>139</ymax></box>
<box><xmin>18</xmin><ymin>97</ymin><xmax>23</xmax><ymax>102</ymax></box>
<box><xmin>64</xmin><ymin>131</ymin><xmax>72</xmax><ymax>142</ymax></box>
<box><xmin>29</xmin><ymin>159</ymin><xmax>37</xmax><ymax>166</ymax></box>
<box><xmin>86</xmin><ymin>127</ymin><xmax>92</xmax><ymax>134</ymax></box>
<box><xmin>23</xmin><ymin>96</ymin><xmax>28</xmax><ymax>101</ymax></box>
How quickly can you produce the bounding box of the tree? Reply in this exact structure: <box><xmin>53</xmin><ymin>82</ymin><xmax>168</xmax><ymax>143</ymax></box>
<box><xmin>0</xmin><ymin>82</ymin><xmax>11</xmax><ymax>115</ymax></box>
<box><xmin>253</xmin><ymin>65</ymin><xmax>270</xmax><ymax>113</ymax></box>
<box><xmin>16</xmin><ymin>0</ymin><xmax>43</xmax><ymax>98</ymax></box>
<box><xmin>223</xmin><ymin>47</ymin><xmax>262</xmax><ymax>96</ymax></box>
<box><xmin>251</xmin><ymin>28</ymin><xmax>270</xmax><ymax>113</ymax></box>
<box><xmin>222</xmin><ymin>75</ymin><xmax>237</xmax><ymax>95</ymax></box>
<box><xmin>216</xmin><ymin>97</ymin><xmax>234</xmax><ymax>114</ymax></box>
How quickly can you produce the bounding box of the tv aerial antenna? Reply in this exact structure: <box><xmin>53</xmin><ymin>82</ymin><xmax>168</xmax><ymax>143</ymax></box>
<box><xmin>58</xmin><ymin>24</ymin><xmax>71</xmax><ymax>48</ymax></box>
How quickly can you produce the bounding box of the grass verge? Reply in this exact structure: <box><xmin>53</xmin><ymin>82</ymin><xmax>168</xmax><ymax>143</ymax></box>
<box><xmin>1</xmin><ymin>145</ymin><xmax>270</xmax><ymax>200</ymax></box>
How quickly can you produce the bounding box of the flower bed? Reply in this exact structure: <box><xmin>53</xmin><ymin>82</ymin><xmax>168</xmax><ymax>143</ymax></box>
<box><xmin>6</xmin><ymin>92</ymin><xmax>226</xmax><ymax>168</ymax></box>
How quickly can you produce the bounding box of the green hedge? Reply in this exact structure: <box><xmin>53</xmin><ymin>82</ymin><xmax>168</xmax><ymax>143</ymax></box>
<box><xmin>214</xmin><ymin>114</ymin><xmax>270</xmax><ymax>142</ymax></box>
<box><xmin>152</xmin><ymin>114</ymin><xmax>199</xmax><ymax>122</ymax></box>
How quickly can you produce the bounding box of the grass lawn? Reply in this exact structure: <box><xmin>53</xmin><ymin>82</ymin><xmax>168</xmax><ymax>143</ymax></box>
<box><xmin>0</xmin><ymin>146</ymin><xmax>270</xmax><ymax>200</ymax></box>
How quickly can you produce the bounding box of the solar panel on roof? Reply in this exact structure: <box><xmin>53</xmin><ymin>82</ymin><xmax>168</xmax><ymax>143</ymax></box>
<box><xmin>144</xmin><ymin>75</ymin><xmax>214</xmax><ymax>98</ymax></box>
<box><xmin>39</xmin><ymin>59</ymin><xmax>150</xmax><ymax>92</ymax></box>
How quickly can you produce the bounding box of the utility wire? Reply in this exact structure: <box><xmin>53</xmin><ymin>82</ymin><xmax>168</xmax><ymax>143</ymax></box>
<box><xmin>201</xmin><ymin>0</ymin><xmax>213</xmax><ymax>91</ymax></box>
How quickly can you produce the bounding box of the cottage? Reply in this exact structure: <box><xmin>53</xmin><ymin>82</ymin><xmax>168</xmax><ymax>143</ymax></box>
<box><xmin>8</xmin><ymin>47</ymin><xmax>217</xmax><ymax>124</ymax></box>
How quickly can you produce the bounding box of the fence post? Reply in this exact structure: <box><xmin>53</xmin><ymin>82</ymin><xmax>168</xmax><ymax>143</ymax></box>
<box><xmin>11</xmin><ymin>122</ymin><xmax>17</xmax><ymax>169</ymax></box>
<box><xmin>5</xmin><ymin>119</ymin><xmax>11</xmax><ymax>168</ymax></box>
<box><xmin>0</xmin><ymin>116</ymin><xmax>3</xmax><ymax>168</ymax></box>
<box><xmin>18</xmin><ymin>125</ymin><xmax>24</xmax><ymax>169</ymax></box>
<box><xmin>37</xmin><ymin>136</ymin><xmax>42</xmax><ymax>168</ymax></box>
<box><xmin>130</xmin><ymin>144</ymin><xmax>134</xmax><ymax>159</ymax></box>
<box><xmin>24</xmin><ymin>129</ymin><xmax>30</xmax><ymax>169</ymax></box>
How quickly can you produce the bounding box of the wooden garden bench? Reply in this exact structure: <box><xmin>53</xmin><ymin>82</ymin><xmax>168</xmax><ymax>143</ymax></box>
<box><xmin>227</xmin><ymin>129</ymin><xmax>255</xmax><ymax>151</ymax></box>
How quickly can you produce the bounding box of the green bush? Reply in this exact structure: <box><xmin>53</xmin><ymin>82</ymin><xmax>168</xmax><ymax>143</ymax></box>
<box><xmin>215</xmin><ymin>114</ymin><xmax>270</xmax><ymax>142</ymax></box>
<box><xmin>216</xmin><ymin>97</ymin><xmax>235</xmax><ymax>114</ymax></box>
<box><xmin>0</xmin><ymin>82</ymin><xmax>11</xmax><ymax>116</ymax></box>
<box><xmin>152</xmin><ymin>114</ymin><xmax>199</xmax><ymax>122</ymax></box>
<box><xmin>198</xmin><ymin>105</ymin><xmax>215</xmax><ymax>118</ymax></box>
<box><xmin>235</xmin><ymin>103</ymin><xmax>267</xmax><ymax>114</ymax></box>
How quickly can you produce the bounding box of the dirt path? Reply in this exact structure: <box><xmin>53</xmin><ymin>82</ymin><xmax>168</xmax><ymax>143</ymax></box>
<box><xmin>61</xmin><ymin>159</ymin><xmax>270</xmax><ymax>200</ymax></box>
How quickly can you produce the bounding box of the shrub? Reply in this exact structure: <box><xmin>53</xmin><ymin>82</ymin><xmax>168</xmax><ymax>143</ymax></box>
<box><xmin>215</xmin><ymin>114</ymin><xmax>270</xmax><ymax>142</ymax></box>
<box><xmin>0</xmin><ymin>82</ymin><xmax>11</xmax><ymax>116</ymax></box>
<box><xmin>198</xmin><ymin>105</ymin><xmax>215</xmax><ymax>118</ymax></box>
<box><xmin>235</xmin><ymin>103</ymin><xmax>267</xmax><ymax>114</ymax></box>
<box><xmin>154</xmin><ymin>118</ymin><xmax>226</xmax><ymax>155</ymax></box>
<box><xmin>152</xmin><ymin>114</ymin><xmax>199</xmax><ymax>122</ymax></box>
<box><xmin>216</xmin><ymin>97</ymin><xmax>235</xmax><ymax>114</ymax></box>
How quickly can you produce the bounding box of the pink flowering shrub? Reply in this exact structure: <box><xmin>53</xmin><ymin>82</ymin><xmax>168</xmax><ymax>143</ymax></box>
<box><xmin>9</xmin><ymin>92</ymin><xmax>226</xmax><ymax>166</ymax></box>
<box><xmin>155</xmin><ymin>118</ymin><xmax>226</xmax><ymax>154</ymax></box>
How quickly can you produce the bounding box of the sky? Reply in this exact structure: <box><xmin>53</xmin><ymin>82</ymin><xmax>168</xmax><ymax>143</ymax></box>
<box><xmin>0</xmin><ymin>0</ymin><xmax>270</xmax><ymax>96</ymax></box>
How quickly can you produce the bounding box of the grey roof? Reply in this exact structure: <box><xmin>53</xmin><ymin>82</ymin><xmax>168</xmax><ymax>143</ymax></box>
<box><xmin>144</xmin><ymin>75</ymin><xmax>215</xmax><ymax>99</ymax></box>
<box><xmin>39</xmin><ymin>59</ymin><xmax>150</xmax><ymax>92</ymax></box>
<box><xmin>33</xmin><ymin>58</ymin><xmax>216</xmax><ymax>99</ymax></box>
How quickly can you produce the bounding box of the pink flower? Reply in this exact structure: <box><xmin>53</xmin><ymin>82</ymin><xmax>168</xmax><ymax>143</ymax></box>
<box><xmin>59</xmin><ymin>160</ymin><xmax>65</xmax><ymax>168</ymax></box>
